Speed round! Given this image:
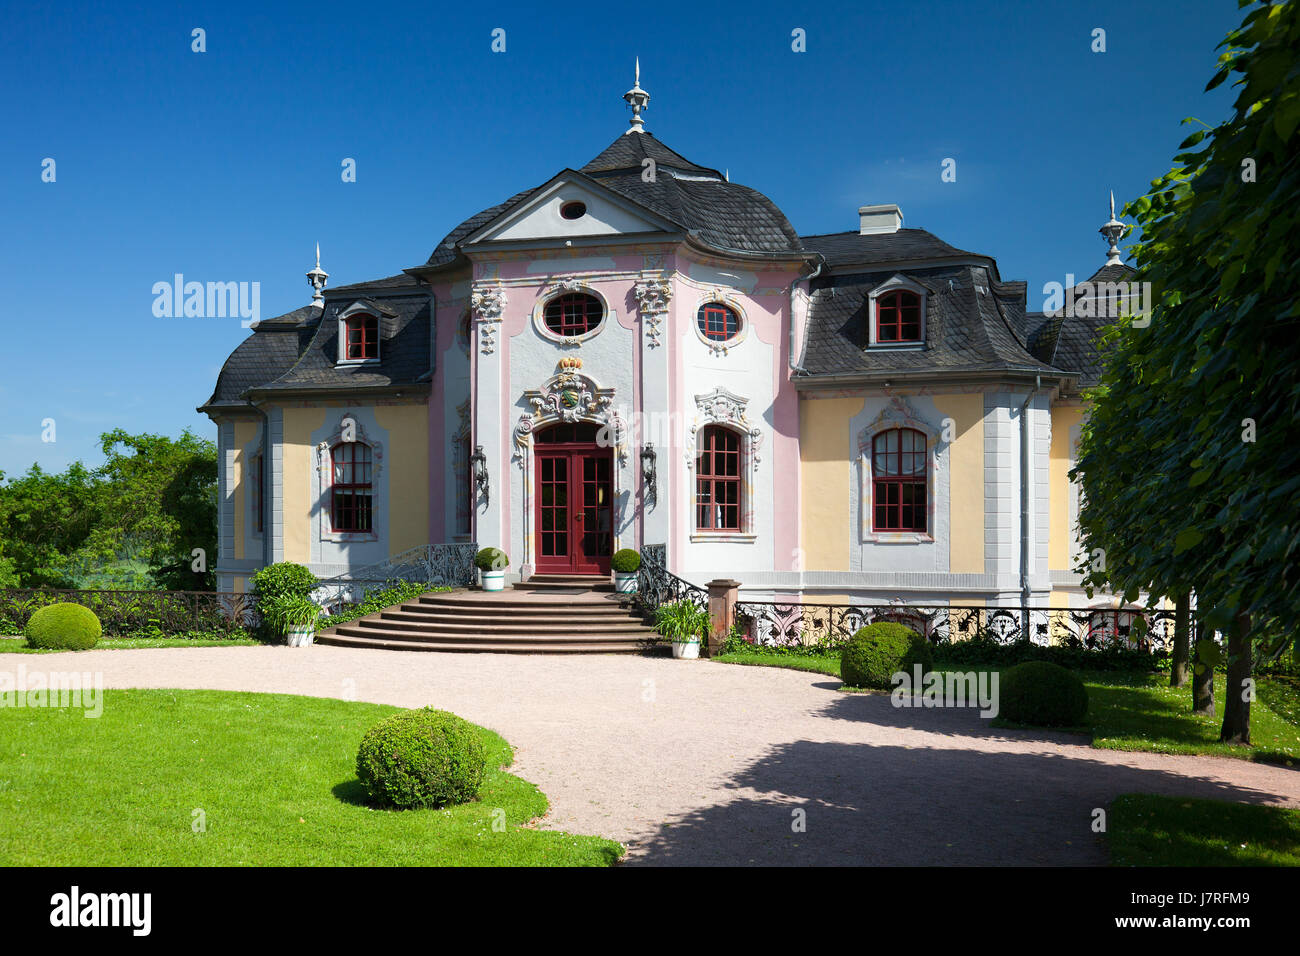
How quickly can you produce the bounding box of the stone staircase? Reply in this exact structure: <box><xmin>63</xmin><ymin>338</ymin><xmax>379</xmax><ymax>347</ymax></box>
<box><xmin>314</xmin><ymin>574</ymin><xmax>663</xmax><ymax>653</ymax></box>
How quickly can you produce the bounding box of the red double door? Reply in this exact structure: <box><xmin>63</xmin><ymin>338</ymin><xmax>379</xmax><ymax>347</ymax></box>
<box><xmin>535</xmin><ymin>424</ymin><xmax>613</xmax><ymax>574</ymax></box>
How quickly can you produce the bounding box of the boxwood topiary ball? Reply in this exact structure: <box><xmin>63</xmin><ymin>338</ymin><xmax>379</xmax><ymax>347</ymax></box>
<box><xmin>611</xmin><ymin>549</ymin><xmax>641</xmax><ymax>573</ymax></box>
<box><xmin>24</xmin><ymin>603</ymin><xmax>102</xmax><ymax>650</ymax></box>
<box><xmin>840</xmin><ymin>621</ymin><xmax>932</xmax><ymax>689</ymax></box>
<box><xmin>356</xmin><ymin>707</ymin><xmax>487</xmax><ymax>809</ymax></box>
<box><xmin>999</xmin><ymin>661</ymin><xmax>1089</xmax><ymax>726</ymax></box>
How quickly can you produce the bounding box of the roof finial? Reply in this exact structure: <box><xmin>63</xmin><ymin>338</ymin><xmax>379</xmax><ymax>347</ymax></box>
<box><xmin>623</xmin><ymin>57</ymin><xmax>649</xmax><ymax>134</ymax></box>
<box><xmin>306</xmin><ymin>242</ymin><xmax>328</xmax><ymax>307</ymax></box>
<box><xmin>1100</xmin><ymin>190</ymin><xmax>1125</xmax><ymax>266</ymax></box>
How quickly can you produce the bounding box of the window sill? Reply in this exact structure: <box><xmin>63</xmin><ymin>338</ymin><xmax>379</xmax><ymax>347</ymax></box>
<box><xmin>691</xmin><ymin>532</ymin><xmax>757</xmax><ymax>544</ymax></box>
<box><xmin>336</xmin><ymin>358</ymin><xmax>381</xmax><ymax>367</ymax></box>
<box><xmin>321</xmin><ymin>531</ymin><xmax>379</xmax><ymax>544</ymax></box>
<box><xmin>861</xmin><ymin>531</ymin><xmax>933</xmax><ymax>544</ymax></box>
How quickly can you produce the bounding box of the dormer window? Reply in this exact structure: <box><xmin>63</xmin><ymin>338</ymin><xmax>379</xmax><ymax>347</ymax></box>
<box><xmin>867</xmin><ymin>276</ymin><xmax>927</xmax><ymax>348</ymax></box>
<box><xmin>344</xmin><ymin>314</ymin><xmax>379</xmax><ymax>361</ymax></box>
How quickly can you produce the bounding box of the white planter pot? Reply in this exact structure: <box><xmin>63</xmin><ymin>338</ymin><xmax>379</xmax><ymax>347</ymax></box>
<box><xmin>671</xmin><ymin>639</ymin><xmax>700</xmax><ymax>660</ymax></box>
<box><xmin>480</xmin><ymin>569</ymin><xmax>506</xmax><ymax>592</ymax></box>
<box><xmin>613</xmin><ymin>571</ymin><xmax>638</xmax><ymax>593</ymax></box>
<box><xmin>286</xmin><ymin>625</ymin><xmax>315</xmax><ymax>647</ymax></box>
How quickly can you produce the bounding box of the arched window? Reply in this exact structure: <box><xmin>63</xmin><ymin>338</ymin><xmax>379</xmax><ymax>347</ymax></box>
<box><xmin>543</xmin><ymin>293</ymin><xmax>603</xmax><ymax>336</ymax></box>
<box><xmin>875</xmin><ymin>290</ymin><xmax>922</xmax><ymax>343</ymax></box>
<box><xmin>344</xmin><ymin>314</ymin><xmax>379</xmax><ymax>360</ymax></box>
<box><xmin>696</xmin><ymin>425</ymin><xmax>742</xmax><ymax>531</ymax></box>
<box><xmin>872</xmin><ymin>428</ymin><xmax>926</xmax><ymax>532</ymax></box>
<box><xmin>697</xmin><ymin>303</ymin><xmax>740</xmax><ymax>342</ymax></box>
<box><xmin>331</xmin><ymin>442</ymin><xmax>373</xmax><ymax>533</ymax></box>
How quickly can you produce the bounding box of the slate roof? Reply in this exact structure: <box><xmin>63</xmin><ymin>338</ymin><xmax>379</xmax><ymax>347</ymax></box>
<box><xmin>1027</xmin><ymin>262</ymin><xmax>1137</xmax><ymax>387</ymax></box>
<box><xmin>799</xmin><ymin>265</ymin><xmax>1064</xmax><ymax>381</ymax></box>
<box><xmin>200</xmin><ymin>306</ymin><xmax>319</xmax><ymax>411</ymax></box>
<box><xmin>802</xmin><ymin>229</ymin><xmax>985</xmax><ymax>270</ymax></box>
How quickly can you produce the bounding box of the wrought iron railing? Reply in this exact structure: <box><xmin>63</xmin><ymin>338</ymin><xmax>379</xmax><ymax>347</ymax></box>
<box><xmin>311</xmin><ymin>543</ymin><xmax>478</xmax><ymax>611</ymax></box>
<box><xmin>0</xmin><ymin>589</ymin><xmax>256</xmax><ymax>638</ymax></box>
<box><xmin>634</xmin><ymin>544</ymin><xmax>707</xmax><ymax>615</ymax></box>
<box><xmin>732</xmin><ymin>600</ymin><xmax>1189</xmax><ymax>653</ymax></box>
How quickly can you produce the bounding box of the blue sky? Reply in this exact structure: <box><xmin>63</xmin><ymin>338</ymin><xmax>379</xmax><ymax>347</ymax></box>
<box><xmin>0</xmin><ymin>0</ymin><xmax>1241</xmax><ymax>477</ymax></box>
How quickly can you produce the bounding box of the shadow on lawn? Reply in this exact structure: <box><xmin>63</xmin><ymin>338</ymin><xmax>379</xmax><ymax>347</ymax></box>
<box><xmin>629</xmin><ymin>736</ymin><xmax>1298</xmax><ymax>867</ymax></box>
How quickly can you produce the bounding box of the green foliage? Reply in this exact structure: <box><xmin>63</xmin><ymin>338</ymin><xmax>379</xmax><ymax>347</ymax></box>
<box><xmin>355</xmin><ymin>708</ymin><xmax>488</xmax><ymax>810</ymax></box>
<box><xmin>319</xmin><ymin>581</ymin><xmax>452</xmax><ymax>629</ymax></box>
<box><xmin>611</xmin><ymin>549</ymin><xmax>641</xmax><ymax>573</ymax></box>
<box><xmin>251</xmin><ymin>563</ymin><xmax>317</xmax><ymax>604</ymax></box>
<box><xmin>0</xmin><ymin>430</ymin><xmax>216</xmax><ymax>588</ymax></box>
<box><xmin>654</xmin><ymin>600</ymin><xmax>710</xmax><ymax>643</ymax></box>
<box><xmin>24</xmin><ymin>602</ymin><xmax>102</xmax><ymax>650</ymax></box>
<box><xmin>1073</xmin><ymin>1</ymin><xmax>1300</xmax><ymax>637</ymax></box>
<box><xmin>840</xmin><ymin>622</ymin><xmax>931</xmax><ymax>689</ymax></box>
<box><xmin>1109</xmin><ymin>794</ymin><xmax>1300</xmax><ymax>867</ymax></box>
<box><xmin>260</xmin><ymin>596</ymin><xmax>321</xmax><ymax>634</ymax></box>
<box><xmin>474</xmin><ymin>548</ymin><xmax>508</xmax><ymax>571</ymax></box>
<box><xmin>1000</xmin><ymin>661</ymin><xmax>1089</xmax><ymax>726</ymax></box>
<box><xmin>934</xmin><ymin>636</ymin><xmax>1165</xmax><ymax>672</ymax></box>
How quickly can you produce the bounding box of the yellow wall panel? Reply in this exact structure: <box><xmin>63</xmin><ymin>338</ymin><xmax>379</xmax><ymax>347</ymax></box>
<box><xmin>933</xmin><ymin>393</ymin><xmax>984</xmax><ymax>574</ymax></box>
<box><xmin>798</xmin><ymin>398</ymin><xmax>863</xmax><ymax>571</ymax></box>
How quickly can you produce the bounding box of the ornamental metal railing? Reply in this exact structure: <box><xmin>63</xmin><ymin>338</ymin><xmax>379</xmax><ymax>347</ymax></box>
<box><xmin>311</xmin><ymin>543</ymin><xmax>478</xmax><ymax>611</ymax></box>
<box><xmin>0</xmin><ymin>588</ymin><xmax>257</xmax><ymax>638</ymax></box>
<box><xmin>732</xmin><ymin>600</ymin><xmax>1191</xmax><ymax>653</ymax></box>
<box><xmin>634</xmin><ymin>544</ymin><xmax>707</xmax><ymax>614</ymax></box>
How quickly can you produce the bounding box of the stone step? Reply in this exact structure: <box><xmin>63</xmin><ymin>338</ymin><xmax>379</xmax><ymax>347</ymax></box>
<box><xmin>411</xmin><ymin>597</ymin><xmax>636</xmax><ymax>615</ymax></box>
<box><xmin>315</xmin><ymin>632</ymin><xmax>653</xmax><ymax>654</ymax></box>
<box><xmin>361</xmin><ymin>614</ymin><xmax>656</xmax><ymax>635</ymax></box>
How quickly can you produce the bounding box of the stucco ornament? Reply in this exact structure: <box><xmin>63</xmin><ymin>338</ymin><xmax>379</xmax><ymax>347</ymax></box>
<box><xmin>687</xmin><ymin>386</ymin><xmax>762</xmax><ymax>473</ymax></box>
<box><xmin>633</xmin><ymin>275</ymin><xmax>672</xmax><ymax>348</ymax></box>
<box><xmin>515</xmin><ymin>367</ymin><xmax>625</xmax><ymax>464</ymax></box>
<box><xmin>856</xmin><ymin>395</ymin><xmax>942</xmax><ymax>456</ymax></box>
<box><xmin>470</xmin><ymin>281</ymin><xmax>508</xmax><ymax>354</ymax></box>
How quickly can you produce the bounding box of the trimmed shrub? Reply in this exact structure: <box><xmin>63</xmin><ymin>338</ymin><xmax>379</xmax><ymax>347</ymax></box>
<box><xmin>356</xmin><ymin>708</ymin><xmax>487</xmax><ymax>809</ymax></box>
<box><xmin>841</xmin><ymin>622</ymin><xmax>932</xmax><ymax>689</ymax></box>
<box><xmin>611</xmin><ymin>549</ymin><xmax>641</xmax><ymax>573</ymax></box>
<box><xmin>252</xmin><ymin>562</ymin><xmax>317</xmax><ymax>603</ymax></box>
<box><xmin>934</xmin><ymin>636</ymin><xmax>1163</xmax><ymax>673</ymax></box>
<box><xmin>1000</xmin><ymin>661</ymin><xmax>1089</xmax><ymax>726</ymax></box>
<box><xmin>25</xmin><ymin>603</ymin><xmax>102</xmax><ymax>650</ymax></box>
<box><xmin>474</xmin><ymin>548</ymin><xmax>508</xmax><ymax>571</ymax></box>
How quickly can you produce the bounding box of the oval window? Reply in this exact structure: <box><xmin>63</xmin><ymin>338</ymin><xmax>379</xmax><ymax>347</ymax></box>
<box><xmin>697</xmin><ymin>303</ymin><xmax>740</xmax><ymax>342</ymax></box>
<box><xmin>560</xmin><ymin>201</ymin><xmax>587</xmax><ymax>220</ymax></box>
<box><xmin>544</xmin><ymin>292</ymin><xmax>603</xmax><ymax>336</ymax></box>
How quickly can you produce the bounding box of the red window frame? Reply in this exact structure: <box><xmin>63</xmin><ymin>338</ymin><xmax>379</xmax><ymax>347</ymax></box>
<box><xmin>543</xmin><ymin>293</ymin><xmax>603</xmax><ymax>336</ymax></box>
<box><xmin>697</xmin><ymin>303</ymin><xmax>739</xmax><ymax>341</ymax></box>
<box><xmin>875</xmin><ymin>290</ymin><xmax>922</xmax><ymax>343</ymax></box>
<box><xmin>330</xmin><ymin>442</ymin><xmax>373</xmax><ymax>533</ymax></box>
<box><xmin>251</xmin><ymin>452</ymin><xmax>264</xmax><ymax>534</ymax></box>
<box><xmin>344</xmin><ymin>314</ymin><xmax>379</xmax><ymax>360</ymax></box>
<box><xmin>695</xmin><ymin>425</ymin><xmax>742</xmax><ymax>531</ymax></box>
<box><xmin>872</xmin><ymin>428</ymin><xmax>927</xmax><ymax>532</ymax></box>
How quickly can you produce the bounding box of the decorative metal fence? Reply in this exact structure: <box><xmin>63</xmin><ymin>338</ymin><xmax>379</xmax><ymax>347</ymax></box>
<box><xmin>0</xmin><ymin>589</ymin><xmax>256</xmax><ymax>638</ymax></box>
<box><xmin>312</xmin><ymin>543</ymin><xmax>478</xmax><ymax>612</ymax></box>
<box><xmin>733</xmin><ymin>600</ymin><xmax>1188</xmax><ymax>653</ymax></box>
<box><xmin>634</xmin><ymin>544</ymin><xmax>707</xmax><ymax>617</ymax></box>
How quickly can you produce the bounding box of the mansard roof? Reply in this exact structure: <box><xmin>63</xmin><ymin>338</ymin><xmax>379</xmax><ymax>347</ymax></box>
<box><xmin>413</xmin><ymin>131</ymin><xmax>803</xmax><ymax>273</ymax></box>
<box><xmin>798</xmin><ymin>263</ymin><xmax>1065</xmax><ymax>385</ymax></box>
<box><xmin>199</xmin><ymin>306</ymin><xmax>319</xmax><ymax>413</ymax></box>
<box><xmin>802</xmin><ymin>229</ymin><xmax>986</xmax><ymax>270</ymax></box>
<box><xmin>1027</xmin><ymin>261</ymin><xmax>1138</xmax><ymax>388</ymax></box>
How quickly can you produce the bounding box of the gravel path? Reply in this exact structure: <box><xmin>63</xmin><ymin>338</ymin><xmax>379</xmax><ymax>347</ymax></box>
<box><xmin>5</xmin><ymin>646</ymin><xmax>1298</xmax><ymax>865</ymax></box>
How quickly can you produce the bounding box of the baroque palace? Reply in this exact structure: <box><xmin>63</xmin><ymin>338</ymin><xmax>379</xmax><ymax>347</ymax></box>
<box><xmin>201</xmin><ymin>68</ymin><xmax>1135</xmax><ymax>615</ymax></box>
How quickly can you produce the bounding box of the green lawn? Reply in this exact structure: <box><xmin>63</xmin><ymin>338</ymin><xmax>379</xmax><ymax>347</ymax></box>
<box><xmin>713</xmin><ymin>650</ymin><xmax>1300</xmax><ymax>764</ymax></box>
<box><xmin>0</xmin><ymin>636</ymin><xmax>259</xmax><ymax>653</ymax></box>
<box><xmin>0</xmin><ymin>688</ymin><xmax>623</xmax><ymax>866</ymax></box>
<box><xmin>1109</xmin><ymin>794</ymin><xmax>1300</xmax><ymax>866</ymax></box>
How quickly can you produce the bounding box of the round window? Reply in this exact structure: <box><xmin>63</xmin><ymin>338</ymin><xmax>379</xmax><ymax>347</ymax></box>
<box><xmin>544</xmin><ymin>292</ymin><xmax>603</xmax><ymax>337</ymax></box>
<box><xmin>697</xmin><ymin>303</ymin><xmax>740</xmax><ymax>342</ymax></box>
<box><xmin>560</xmin><ymin>201</ymin><xmax>587</xmax><ymax>220</ymax></box>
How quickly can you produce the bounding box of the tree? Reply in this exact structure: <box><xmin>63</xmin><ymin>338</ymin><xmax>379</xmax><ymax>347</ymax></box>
<box><xmin>1073</xmin><ymin>0</ymin><xmax>1299</xmax><ymax>745</ymax></box>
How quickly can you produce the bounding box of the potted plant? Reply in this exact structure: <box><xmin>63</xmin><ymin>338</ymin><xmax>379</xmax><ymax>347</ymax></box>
<box><xmin>611</xmin><ymin>549</ymin><xmax>641</xmax><ymax>593</ymax></box>
<box><xmin>654</xmin><ymin>600</ymin><xmax>711</xmax><ymax>660</ymax></box>
<box><xmin>475</xmin><ymin>547</ymin><xmax>509</xmax><ymax>592</ymax></box>
<box><xmin>264</xmin><ymin>595</ymin><xmax>322</xmax><ymax>647</ymax></box>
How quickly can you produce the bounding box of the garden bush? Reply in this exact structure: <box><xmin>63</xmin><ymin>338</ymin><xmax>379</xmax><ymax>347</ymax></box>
<box><xmin>319</xmin><ymin>581</ymin><xmax>452</xmax><ymax>629</ymax></box>
<box><xmin>24</xmin><ymin>603</ymin><xmax>102</xmax><ymax>650</ymax></box>
<box><xmin>474</xmin><ymin>548</ymin><xmax>508</xmax><ymax>571</ymax></box>
<box><xmin>999</xmin><ymin>661</ymin><xmax>1089</xmax><ymax>726</ymax></box>
<box><xmin>251</xmin><ymin>562</ymin><xmax>317</xmax><ymax>604</ymax></box>
<box><xmin>611</xmin><ymin>549</ymin><xmax>641</xmax><ymax>573</ymax></box>
<box><xmin>356</xmin><ymin>708</ymin><xmax>487</xmax><ymax>809</ymax></box>
<box><xmin>934</xmin><ymin>635</ymin><xmax>1165</xmax><ymax>672</ymax></box>
<box><xmin>840</xmin><ymin>622</ymin><xmax>932</xmax><ymax>689</ymax></box>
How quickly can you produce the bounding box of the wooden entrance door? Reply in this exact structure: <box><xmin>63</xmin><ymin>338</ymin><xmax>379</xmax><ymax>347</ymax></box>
<box><xmin>535</xmin><ymin>423</ymin><xmax>613</xmax><ymax>574</ymax></box>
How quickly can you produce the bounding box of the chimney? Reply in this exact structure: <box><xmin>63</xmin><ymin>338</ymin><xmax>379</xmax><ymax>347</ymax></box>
<box><xmin>859</xmin><ymin>204</ymin><xmax>903</xmax><ymax>235</ymax></box>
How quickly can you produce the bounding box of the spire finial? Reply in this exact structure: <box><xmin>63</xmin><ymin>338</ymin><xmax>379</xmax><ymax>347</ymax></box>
<box><xmin>306</xmin><ymin>243</ymin><xmax>329</xmax><ymax>306</ymax></box>
<box><xmin>623</xmin><ymin>58</ymin><xmax>649</xmax><ymax>134</ymax></box>
<box><xmin>1100</xmin><ymin>191</ymin><xmax>1125</xmax><ymax>266</ymax></box>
